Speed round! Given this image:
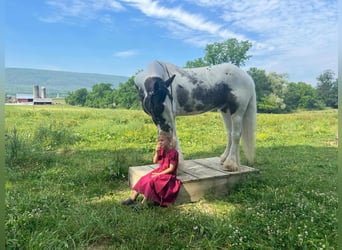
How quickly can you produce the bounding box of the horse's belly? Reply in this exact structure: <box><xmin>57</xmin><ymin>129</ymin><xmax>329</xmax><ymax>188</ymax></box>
<box><xmin>176</xmin><ymin>101</ymin><xmax>222</xmax><ymax>115</ymax></box>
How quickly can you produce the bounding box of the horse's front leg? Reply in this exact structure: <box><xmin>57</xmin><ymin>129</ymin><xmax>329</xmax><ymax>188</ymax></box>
<box><xmin>220</xmin><ymin>111</ymin><xmax>232</xmax><ymax>164</ymax></box>
<box><xmin>168</xmin><ymin>122</ymin><xmax>184</xmax><ymax>171</ymax></box>
<box><xmin>220</xmin><ymin>134</ymin><xmax>232</xmax><ymax>164</ymax></box>
<box><xmin>173</xmin><ymin>133</ymin><xmax>185</xmax><ymax>171</ymax></box>
<box><xmin>222</xmin><ymin>114</ymin><xmax>242</xmax><ymax>171</ymax></box>
<box><xmin>177</xmin><ymin>144</ymin><xmax>185</xmax><ymax>171</ymax></box>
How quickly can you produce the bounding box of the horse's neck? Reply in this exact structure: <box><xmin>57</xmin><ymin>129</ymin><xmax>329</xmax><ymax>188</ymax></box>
<box><xmin>146</xmin><ymin>61</ymin><xmax>168</xmax><ymax>79</ymax></box>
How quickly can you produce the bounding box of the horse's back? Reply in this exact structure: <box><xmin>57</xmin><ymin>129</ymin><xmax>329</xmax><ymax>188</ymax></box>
<box><xmin>166</xmin><ymin>62</ymin><xmax>254</xmax><ymax>89</ymax></box>
<box><xmin>196</xmin><ymin>63</ymin><xmax>253</xmax><ymax>87</ymax></box>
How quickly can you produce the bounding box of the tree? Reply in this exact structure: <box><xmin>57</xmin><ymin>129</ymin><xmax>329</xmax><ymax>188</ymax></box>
<box><xmin>258</xmin><ymin>94</ymin><xmax>283</xmax><ymax>113</ymax></box>
<box><xmin>284</xmin><ymin>82</ymin><xmax>324</xmax><ymax>111</ymax></box>
<box><xmin>316</xmin><ymin>70</ymin><xmax>338</xmax><ymax>108</ymax></box>
<box><xmin>205</xmin><ymin>38</ymin><xmax>252</xmax><ymax>66</ymax></box>
<box><xmin>247</xmin><ymin>67</ymin><xmax>272</xmax><ymax>104</ymax></box>
<box><xmin>184</xmin><ymin>58</ymin><xmax>208</xmax><ymax>68</ymax></box>
<box><xmin>85</xmin><ymin>83</ymin><xmax>114</xmax><ymax>108</ymax></box>
<box><xmin>113</xmin><ymin>75</ymin><xmax>141</xmax><ymax>109</ymax></box>
<box><xmin>65</xmin><ymin>88</ymin><xmax>88</xmax><ymax>106</ymax></box>
<box><xmin>248</xmin><ymin>68</ymin><xmax>287</xmax><ymax>113</ymax></box>
<box><xmin>264</xmin><ymin>72</ymin><xmax>288</xmax><ymax>112</ymax></box>
<box><xmin>185</xmin><ymin>38</ymin><xmax>252</xmax><ymax>68</ymax></box>
<box><xmin>268</xmin><ymin>72</ymin><xmax>288</xmax><ymax>98</ymax></box>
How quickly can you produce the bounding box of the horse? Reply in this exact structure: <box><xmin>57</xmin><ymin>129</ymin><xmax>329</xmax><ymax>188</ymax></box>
<box><xmin>134</xmin><ymin>60</ymin><xmax>256</xmax><ymax>171</ymax></box>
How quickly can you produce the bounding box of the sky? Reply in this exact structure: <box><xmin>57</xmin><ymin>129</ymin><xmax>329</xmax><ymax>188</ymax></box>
<box><xmin>5</xmin><ymin>0</ymin><xmax>338</xmax><ymax>86</ymax></box>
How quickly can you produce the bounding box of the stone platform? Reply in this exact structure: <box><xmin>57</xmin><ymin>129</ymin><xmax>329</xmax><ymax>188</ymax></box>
<box><xmin>128</xmin><ymin>157</ymin><xmax>259</xmax><ymax>204</ymax></box>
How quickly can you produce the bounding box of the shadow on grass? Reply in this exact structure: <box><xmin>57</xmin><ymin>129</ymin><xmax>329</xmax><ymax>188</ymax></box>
<box><xmin>96</xmin><ymin>144</ymin><xmax>337</xmax><ymax>249</ymax></box>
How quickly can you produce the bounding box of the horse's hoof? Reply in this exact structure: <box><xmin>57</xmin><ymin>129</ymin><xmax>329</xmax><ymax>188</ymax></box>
<box><xmin>222</xmin><ymin>160</ymin><xmax>240</xmax><ymax>172</ymax></box>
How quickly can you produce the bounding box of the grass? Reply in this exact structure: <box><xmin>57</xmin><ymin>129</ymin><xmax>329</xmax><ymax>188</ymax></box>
<box><xmin>5</xmin><ymin>105</ymin><xmax>338</xmax><ymax>249</ymax></box>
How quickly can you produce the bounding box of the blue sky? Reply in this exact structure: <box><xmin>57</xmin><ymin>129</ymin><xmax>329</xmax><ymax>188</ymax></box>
<box><xmin>6</xmin><ymin>0</ymin><xmax>338</xmax><ymax>86</ymax></box>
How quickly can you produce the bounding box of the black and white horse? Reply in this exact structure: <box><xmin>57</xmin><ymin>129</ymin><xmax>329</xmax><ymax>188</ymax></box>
<box><xmin>134</xmin><ymin>61</ymin><xmax>256</xmax><ymax>171</ymax></box>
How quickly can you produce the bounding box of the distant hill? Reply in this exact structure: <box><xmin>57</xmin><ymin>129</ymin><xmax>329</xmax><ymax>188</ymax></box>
<box><xmin>5</xmin><ymin>68</ymin><xmax>130</xmax><ymax>97</ymax></box>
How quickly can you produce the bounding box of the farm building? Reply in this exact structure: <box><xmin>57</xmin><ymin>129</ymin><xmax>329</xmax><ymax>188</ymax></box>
<box><xmin>16</xmin><ymin>94</ymin><xmax>34</xmax><ymax>103</ymax></box>
<box><xmin>33</xmin><ymin>98</ymin><xmax>52</xmax><ymax>105</ymax></box>
<box><xmin>15</xmin><ymin>85</ymin><xmax>53</xmax><ymax>105</ymax></box>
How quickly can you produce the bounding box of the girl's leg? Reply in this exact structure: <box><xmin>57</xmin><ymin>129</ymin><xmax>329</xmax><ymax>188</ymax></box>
<box><xmin>130</xmin><ymin>191</ymin><xmax>139</xmax><ymax>201</ymax></box>
<box><xmin>121</xmin><ymin>191</ymin><xmax>139</xmax><ymax>205</ymax></box>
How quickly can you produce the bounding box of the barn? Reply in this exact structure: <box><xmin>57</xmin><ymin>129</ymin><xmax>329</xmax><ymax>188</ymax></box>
<box><xmin>33</xmin><ymin>98</ymin><xmax>53</xmax><ymax>105</ymax></box>
<box><xmin>15</xmin><ymin>86</ymin><xmax>53</xmax><ymax>105</ymax></box>
<box><xmin>16</xmin><ymin>94</ymin><xmax>34</xmax><ymax>104</ymax></box>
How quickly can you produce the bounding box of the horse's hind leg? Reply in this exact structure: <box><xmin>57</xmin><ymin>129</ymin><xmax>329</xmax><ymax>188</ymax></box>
<box><xmin>221</xmin><ymin>111</ymin><xmax>242</xmax><ymax>171</ymax></box>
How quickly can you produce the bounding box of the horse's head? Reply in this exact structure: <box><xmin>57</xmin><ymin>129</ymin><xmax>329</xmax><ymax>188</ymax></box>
<box><xmin>135</xmin><ymin>74</ymin><xmax>176</xmax><ymax>132</ymax></box>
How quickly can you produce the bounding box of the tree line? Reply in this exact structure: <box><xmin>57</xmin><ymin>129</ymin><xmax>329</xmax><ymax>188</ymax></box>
<box><xmin>66</xmin><ymin>39</ymin><xmax>338</xmax><ymax>113</ymax></box>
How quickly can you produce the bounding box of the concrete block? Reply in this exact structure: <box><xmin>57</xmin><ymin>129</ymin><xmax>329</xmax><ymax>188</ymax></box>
<box><xmin>128</xmin><ymin>157</ymin><xmax>259</xmax><ymax>204</ymax></box>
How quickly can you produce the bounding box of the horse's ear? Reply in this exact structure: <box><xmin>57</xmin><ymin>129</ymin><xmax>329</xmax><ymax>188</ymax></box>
<box><xmin>165</xmin><ymin>74</ymin><xmax>176</xmax><ymax>88</ymax></box>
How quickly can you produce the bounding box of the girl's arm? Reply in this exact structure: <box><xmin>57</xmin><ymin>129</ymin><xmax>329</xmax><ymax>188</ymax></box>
<box><xmin>153</xmin><ymin>143</ymin><xmax>161</xmax><ymax>163</ymax></box>
<box><xmin>152</xmin><ymin>164</ymin><xmax>176</xmax><ymax>176</ymax></box>
<box><xmin>153</xmin><ymin>150</ymin><xmax>159</xmax><ymax>163</ymax></box>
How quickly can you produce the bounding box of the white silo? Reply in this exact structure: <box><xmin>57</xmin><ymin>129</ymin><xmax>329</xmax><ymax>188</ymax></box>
<box><xmin>33</xmin><ymin>85</ymin><xmax>40</xmax><ymax>98</ymax></box>
<box><xmin>41</xmin><ymin>87</ymin><xmax>47</xmax><ymax>98</ymax></box>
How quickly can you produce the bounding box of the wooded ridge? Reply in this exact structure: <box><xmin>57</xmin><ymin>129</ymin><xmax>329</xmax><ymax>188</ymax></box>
<box><xmin>5</xmin><ymin>68</ymin><xmax>129</xmax><ymax>97</ymax></box>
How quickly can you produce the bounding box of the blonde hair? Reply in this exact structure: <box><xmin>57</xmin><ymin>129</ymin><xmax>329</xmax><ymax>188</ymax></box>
<box><xmin>158</xmin><ymin>131</ymin><xmax>175</xmax><ymax>148</ymax></box>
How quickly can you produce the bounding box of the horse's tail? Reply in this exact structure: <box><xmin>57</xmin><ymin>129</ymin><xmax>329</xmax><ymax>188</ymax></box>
<box><xmin>241</xmin><ymin>89</ymin><xmax>257</xmax><ymax>165</ymax></box>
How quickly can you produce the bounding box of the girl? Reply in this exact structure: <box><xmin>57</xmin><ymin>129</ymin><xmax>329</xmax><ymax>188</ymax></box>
<box><xmin>121</xmin><ymin>131</ymin><xmax>181</xmax><ymax>207</ymax></box>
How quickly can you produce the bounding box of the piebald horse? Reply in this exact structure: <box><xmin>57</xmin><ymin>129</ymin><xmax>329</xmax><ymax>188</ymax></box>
<box><xmin>134</xmin><ymin>61</ymin><xmax>256</xmax><ymax>171</ymax></box>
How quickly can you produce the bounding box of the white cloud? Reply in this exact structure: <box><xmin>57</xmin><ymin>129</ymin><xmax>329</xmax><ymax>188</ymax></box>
<box><xmin>37</xmin><ymin>0</ymin><xmax>337</xmax><ymax>84</ymax></box>
<box><xmin>208</xmin><ymin>0</ymin><xmax>338</xmax><ymax>84</ymax></box>
<box><xmin>122</xmin><ymin>0</ymin><xmax>219</xmax><ymax>31</ymax></box>
<box><xmin>120</xmin><ymin>0</ymin><xmax>248</xmax><ymax>46</ymax></box>
<box><xmin>92</xmin><ymin>0</ymin><xmax>126</xmax><ymax>11</ymax></box>
<box><xmin>40</xmin><ymin>0</ymin><xmax>125</xmax><ymax>23</ymax></box>
<box><xmin>122</xmin><ymin>0</ymin><xmax>337</xmax><ymax>83</ymax></box>
<box><xmin>114</xmin><ymin>50</ymin><xmax>139</xmax><ymax>58</ymax></box>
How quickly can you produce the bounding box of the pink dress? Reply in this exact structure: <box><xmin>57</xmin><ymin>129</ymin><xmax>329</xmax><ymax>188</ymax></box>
<box><xmin>133</xmin><ymin>148</ymin><xmax>181</xmax><ymax>206</ymax></box>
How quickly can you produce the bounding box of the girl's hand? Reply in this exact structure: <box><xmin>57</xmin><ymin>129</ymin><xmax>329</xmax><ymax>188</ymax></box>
<box><xmin>155</xmin><ymin>142</ymin><xmax>161</xmax><ymax>152</ymax></box>
<box><xmin>152</xmin><ymin>172</ymin><xmax>161</xmax><ymax>177</ymax></box>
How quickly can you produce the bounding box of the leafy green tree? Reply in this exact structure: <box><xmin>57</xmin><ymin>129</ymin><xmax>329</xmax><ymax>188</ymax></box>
<box><xmin>185</xmin><ymin>38</ymin><xmax>252</xmax><ymax>68</ymax></box>
<box><xmin>257</xmin><ymin>95</ymin><xmax>282</xmax><ymax>113</ymax></box>
<box><xmin>284</xmin><ymin>82</ymin><xmax>323</xmax><ymax>111</ymax></box>
<box><xmin>268</xmin><ymin>72</ymin><xmax>288</xmax><ymax>98</ymax></box>
<box><xmin>248</xmin><ymin>68</ymin><xmax>287</xmax><ymax>113</ymax></box>
<box><xmin>264</xmin><ymin>72</ymin><xmax>288</xmax><ymax>113</ymax></box>
<box><xmin>330</xmin><ymin>82</ymin><xmax>338</xmax><ymax>108</ymax></box>
<box><xmin>65</xmin><ymin>88</ymin><xmax>88</xmax><ymax>106</ymax></box>
<box><xmin>85</xmin><ymin>83</ymin><xmax>114</xmax><ymax>108</ymax></box>
<box><xmin>113</xmin><ymin>75</ymin><xmax>141</xmax><ymax>109</ymax></box>
<box><xmin>184</xmin><ymin>58</ymin><xmax>208</xmax><ymax>68</ymax></box>
<box><xmin>247</xmin><ymin>67</ymin><xmax>272</xmax><ymax>104</ymax></box>
<box><xmin>316</xmin><ymin>70</ymin><xmax>338</xmax><ymax>108</ymax></box>
<box><xmin>205</xmin><ymin>38</ymin><xmax>252</xmax><ymax>66</ymax></box>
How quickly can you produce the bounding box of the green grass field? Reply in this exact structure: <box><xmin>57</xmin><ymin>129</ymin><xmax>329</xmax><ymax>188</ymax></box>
<box><xmin>5</xmin><ymin>105</ymin><xmax>338</xmax><ymax>249</ymax></box>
